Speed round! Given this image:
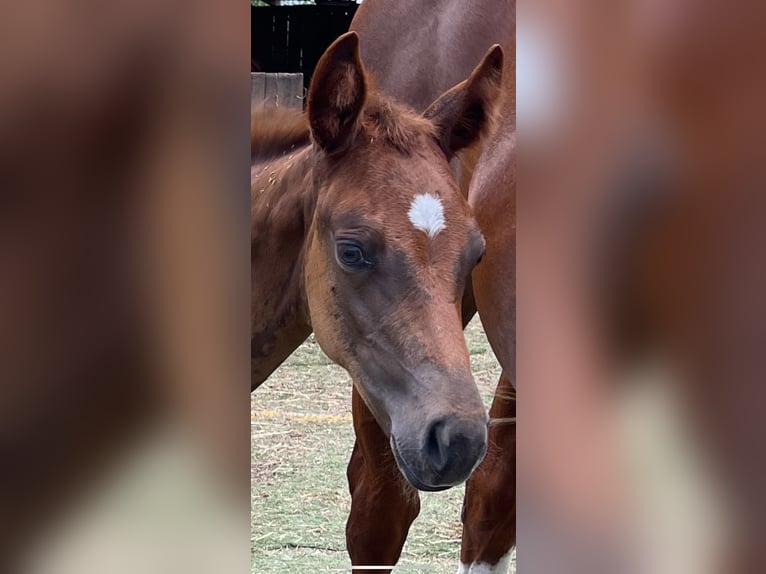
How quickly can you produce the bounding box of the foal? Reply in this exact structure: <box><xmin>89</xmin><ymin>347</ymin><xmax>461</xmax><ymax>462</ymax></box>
<box><xmin>351</xmin><ymin>1</ymin><xmax>516</xmax><ymax>571</ymax></box>
<box><xmin>252</xmin><ymin>32</ymin><xmax>504</xmax><ymax>570</ymax></box>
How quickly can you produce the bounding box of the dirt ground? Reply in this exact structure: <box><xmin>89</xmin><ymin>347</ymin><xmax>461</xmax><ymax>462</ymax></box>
<box><xmin>252</xmin><ymin>318</ymin><xmax>515</xmax><ymax>573</ymax></box>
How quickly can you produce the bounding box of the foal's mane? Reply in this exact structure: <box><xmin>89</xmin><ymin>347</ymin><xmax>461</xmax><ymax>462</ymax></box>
<box><xmin>251</xmin><ymin>105</ymin><xmax>310</xmax><ymax>162</ymax></box>
<box><xmin>360</xmin><ymin>93</ymin><xmax>437</xmax><ymax>155</ymax></box>
<box><xmin>251</xmin><ymin>90</ymin><xmax>438</xmax><ymax>165</ymax></box>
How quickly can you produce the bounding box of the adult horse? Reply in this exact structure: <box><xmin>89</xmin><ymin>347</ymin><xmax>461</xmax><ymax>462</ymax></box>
<box><xmin>351</xmin><ymin>1</ymin><xmax>516</xmax><ymax>571</ymax></box>
<box><xmin>251</xmin><ymin>32</ymin><xmax>505</xmax><ymax>571</ymax></box>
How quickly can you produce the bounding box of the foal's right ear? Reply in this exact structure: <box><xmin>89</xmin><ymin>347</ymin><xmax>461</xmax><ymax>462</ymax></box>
<box><xmin>307</xmin><ymin>32</ymin><xmax>367</xmax><ymax>153</ymax></box>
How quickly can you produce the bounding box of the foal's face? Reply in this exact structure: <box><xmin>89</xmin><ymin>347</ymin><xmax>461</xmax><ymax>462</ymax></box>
<box><xmin>303</xmin><ymin>32</ymin><xmax>503</xmax><ymax>490</ymax></box>
<box><xmin>306</xmin><ymin>137</ymin><xmax>487</xmax><ymax>490</ymax></box>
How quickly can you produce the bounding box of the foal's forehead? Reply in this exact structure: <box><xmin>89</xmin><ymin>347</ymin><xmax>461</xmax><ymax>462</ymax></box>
<box><xmin>331</xmin><ymin>154</ymin><xmax>473</xmax><ymax>238</ymax></box>
<box><xmin>329</xmin><ymin>186</ymin><xmax>476</xmax><ymax>248</ymax></box>
<box><xmin>324</xmin><ymin>98</ymin><xmax>475</xmax><ymax>240</ymax></box>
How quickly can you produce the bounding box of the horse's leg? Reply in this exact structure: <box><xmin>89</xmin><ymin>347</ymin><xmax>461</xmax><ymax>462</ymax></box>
<box><xmin>458</xmin><ymin>370</ymin><xmax>516</xmax><ymax>573</ymax></box>
<box><xmin>346</xmin><ymin>386</ymin><xmax>420</xmax><ymax>574</ymax></box>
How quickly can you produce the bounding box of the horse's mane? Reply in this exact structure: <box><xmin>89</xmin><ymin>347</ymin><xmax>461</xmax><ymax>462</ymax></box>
<box><xmin>361</xmin><ymin>93</ymin><xmax>437</xmax><ymax>155</ymax></box>
<box><xmin>250</xmin><ymin>94</ymin><xmax>437</xmax><ymax>162</ymax></box>
<box><xmin>251</xmin><ymin>105</ymin><xmax>310</xmax><ymax>162</ymax></box>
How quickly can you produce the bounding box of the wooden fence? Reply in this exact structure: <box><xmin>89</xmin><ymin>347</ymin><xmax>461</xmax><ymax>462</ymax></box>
<box><xmin>251</xmin><ymin>72</ymin><xmax>304</xmax><ymax>109</ymax></box>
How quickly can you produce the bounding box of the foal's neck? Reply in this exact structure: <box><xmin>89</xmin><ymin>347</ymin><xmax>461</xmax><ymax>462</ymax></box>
<box><xmin>251</xmin><ymin>143</ymin><xmax>313</xmax><ymax>224</ymax></box>
<box><xmin>251</xmin><ymin>144</ymin><xmax>315</xmax><ymax>386</ymax></box>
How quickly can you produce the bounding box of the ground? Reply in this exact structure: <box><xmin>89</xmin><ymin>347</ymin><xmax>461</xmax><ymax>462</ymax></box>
<box><xmin>252</xmin><ymin>318</ymin><xmax>516</xmax><ymax>573</ymax></box>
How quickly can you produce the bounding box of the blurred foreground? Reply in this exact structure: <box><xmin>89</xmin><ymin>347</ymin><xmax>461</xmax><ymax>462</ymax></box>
<box><xmin>0</xmin><ymin>1</ymin><xmax>250</xmax><ymax>572</ymax></box>
<box><xmin>518</xmin><ymin>0</ymin><xmax>766</xmax><ymax>572</ymax></box>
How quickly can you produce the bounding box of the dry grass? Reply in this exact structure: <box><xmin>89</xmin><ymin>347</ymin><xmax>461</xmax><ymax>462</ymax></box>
<box><xmin>252</xmin><ymin>318</ymin><xmax>515</xmax><ymax>573</ymax></box>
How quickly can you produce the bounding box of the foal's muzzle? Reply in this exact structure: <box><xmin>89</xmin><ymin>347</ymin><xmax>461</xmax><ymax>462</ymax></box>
<box><xmin>391</xmin><ymin>413</ymin><xmax>488</xmax><ymax>491</ymax></box>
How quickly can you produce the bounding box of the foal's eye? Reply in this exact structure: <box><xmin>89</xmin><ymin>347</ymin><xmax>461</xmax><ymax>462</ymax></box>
<box><xmin>336</xmin><ymin>241</ymin><xmax>371</xmax><ymax>270</ymax></box>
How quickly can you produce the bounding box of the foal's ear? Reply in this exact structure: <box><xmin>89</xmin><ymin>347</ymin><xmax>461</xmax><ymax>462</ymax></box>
<box><xmin>424</xmin><ymin>45</ymin><xmax>504</xmax><ymax>159</ymax></box>
<box><xmin>307</xmin><ymin>32</ymin><xmax>367</xmax><ymax>153</ymax></box>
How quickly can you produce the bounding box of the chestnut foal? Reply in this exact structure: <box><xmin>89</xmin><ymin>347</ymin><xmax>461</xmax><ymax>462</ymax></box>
<box><xmin>251</xmin><ymin>32</ymin><xmax>504</xmax><ymax>571</ymax></box>
<box><xmin>351</xmin><ymin>1</ymin><xmax>516</xmax><ymax>571</ymax></box>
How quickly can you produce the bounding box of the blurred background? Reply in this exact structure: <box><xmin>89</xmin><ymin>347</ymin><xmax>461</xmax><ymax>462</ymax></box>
<box><xmin>517</xmin><ymin>0</ymin><xmax>766</xmax><ymax>572</ymax></box>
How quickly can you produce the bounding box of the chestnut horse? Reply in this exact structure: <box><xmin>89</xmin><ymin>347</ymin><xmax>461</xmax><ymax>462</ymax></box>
<box><xmin>251</xmin><ymin>32</ymin><xmax>505</xmax><ymax>570</ymax></box>
<box><xmin>351</xmin><ymin>1</ymin><xmax>516</xmax><ymax>571</ymax></box>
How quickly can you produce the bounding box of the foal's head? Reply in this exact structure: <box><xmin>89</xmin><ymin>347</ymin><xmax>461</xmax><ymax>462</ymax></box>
<box><xmin>304</xmin><ymin>32</ymin><xmax>503</xmax><ymax>491</ymax></box>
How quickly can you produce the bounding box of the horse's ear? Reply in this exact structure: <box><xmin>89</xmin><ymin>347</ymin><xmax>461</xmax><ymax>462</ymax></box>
<box><xmin>307</xmin><ymin>32</ymin><xmax>367</xmax><ymax>153</ymax></box>
<box><xmin>424</xmin><ymin>45</ymin><xmax>504</xmax><ymax>159</ymax></box>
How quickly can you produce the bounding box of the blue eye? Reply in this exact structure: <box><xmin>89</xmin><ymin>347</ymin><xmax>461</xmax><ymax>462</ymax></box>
<box><xmin>336</xmin><ymin>241</ymin><xmax>370</xmax><ymax>269</ymax></box>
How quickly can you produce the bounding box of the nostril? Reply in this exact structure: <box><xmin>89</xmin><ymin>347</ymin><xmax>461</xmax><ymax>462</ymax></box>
<box><xmin>425</xmin><ymin>419</ymin><xmax>449</xmax><ymax>473</ymax></box>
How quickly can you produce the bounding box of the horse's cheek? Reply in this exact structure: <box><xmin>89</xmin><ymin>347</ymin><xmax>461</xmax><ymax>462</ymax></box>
<box><xmin>304</xmin><ymin>245</ymin><xmax>345</xmax><ymax>365</ymax></box>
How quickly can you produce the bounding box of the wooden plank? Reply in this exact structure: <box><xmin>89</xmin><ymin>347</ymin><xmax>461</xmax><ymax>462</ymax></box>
<box><xmin>263</xmin><ymin>73</ymin><xmax>278</xmax><ymax>107</ymax></box>
<box><xmin>251</xmin><ymin>73</ymin><xmax>266</xmax><ymax>106</ymax></box>
<box><xmin>276</xmin><ymin>73</ymin><xmax>304</xmax><ymax>109</ymax></box>
<box><xmin>252</xmin><ymin>72</ymin><xmax>303</xmax><ymax>109</ymax></box>
<box><xmin>272</xmin><ymin>11</ymin><xmax>289</xmax><ymax>71</ymax></box>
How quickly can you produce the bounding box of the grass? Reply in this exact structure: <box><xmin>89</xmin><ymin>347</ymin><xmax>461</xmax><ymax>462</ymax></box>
<box><xmin>252</xmin><ymin>318</ymin><xmax>514</xmax><ymax>573</ymax></box>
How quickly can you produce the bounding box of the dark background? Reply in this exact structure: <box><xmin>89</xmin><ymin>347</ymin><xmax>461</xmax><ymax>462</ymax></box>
<box><xmin>252</xmin><ymin>4</ymin><xmax>360</xmax><ymax>90</ymax></box>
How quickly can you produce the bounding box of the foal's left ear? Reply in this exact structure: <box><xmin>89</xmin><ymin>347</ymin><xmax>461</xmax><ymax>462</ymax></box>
<box><xmin>307</xmin><ymin>32</ymin><xmax>367</xmax><ymax>153</ymax></box>
<box><xmin>424</xmin><ymin>45</ymin><xmax>504</xmax><ymax>159</ymax></box>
